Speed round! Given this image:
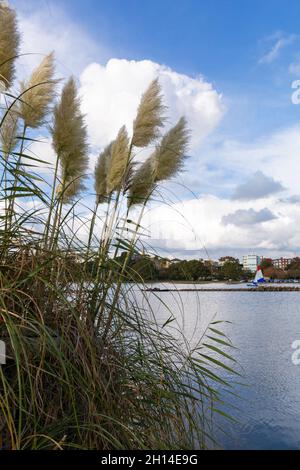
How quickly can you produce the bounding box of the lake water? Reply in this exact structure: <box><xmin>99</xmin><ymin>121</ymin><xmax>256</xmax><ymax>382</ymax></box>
<box><xmin>138</xmin><ymin>282</ymin><xmax>300</xmax><ymax>450</ymax></box>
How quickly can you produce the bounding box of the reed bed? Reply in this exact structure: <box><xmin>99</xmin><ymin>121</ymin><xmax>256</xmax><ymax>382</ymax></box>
<box><xmin>0</xmin><ymin>2</ymin><xmax>237</xmax><ymax>450</ymax></box>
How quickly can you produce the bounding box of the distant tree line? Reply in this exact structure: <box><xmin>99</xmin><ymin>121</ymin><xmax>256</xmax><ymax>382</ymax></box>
<box><xmin>61</xmin><ymin>253</ymin><xmax>300</xmax><ymax>283</ymax></box>
<box><xmin>127</xmin><ymin>256</ymin><xmax>300</xmax><ymax>282</ymax></box>
<box><xmin>98</xmin><ymin>255</ymin><xmax>253</xmax><ymax>282</ymax></box>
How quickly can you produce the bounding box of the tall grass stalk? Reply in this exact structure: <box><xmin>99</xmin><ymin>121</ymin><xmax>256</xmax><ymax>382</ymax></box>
<box><xmin>0</xmin><ymin>4</ymin><xmax>238</xmax><ymax>450</ymax></box>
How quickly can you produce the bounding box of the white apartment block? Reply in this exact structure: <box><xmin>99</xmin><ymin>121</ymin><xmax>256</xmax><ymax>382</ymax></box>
<box><xmin>242</xmin><ymin>254</ymin><xmax>262</xmax><ymax>273</ymax></box>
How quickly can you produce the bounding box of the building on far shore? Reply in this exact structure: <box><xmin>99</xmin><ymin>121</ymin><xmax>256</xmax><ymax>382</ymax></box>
<box><xmin>151</xmin><ymin>256</ymin><xmax>181</xmax><ymax>270</ymax></box>
<box><xmin>218</xmin><ymin>256</ymin><xmax>239</xmax><ymax>266</ymax></box>
<box><xmin>203</xmin><ymin>259</ymin><xmax>220</xmax><ymax>268</ymax></box>
<box><xmin>272</xmin><ymin>257</ymin><xmax>292</xmax><ymax>270</ymax></box>
<box><xmin>242</xmin><ymin>254</ymin><xmax>262</xmax><ymax>273</ymax></box>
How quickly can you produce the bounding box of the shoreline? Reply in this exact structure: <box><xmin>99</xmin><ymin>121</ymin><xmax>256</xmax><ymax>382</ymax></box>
<box><xmin>144</xmin><ymin>286</ymin><xmax>300</xmax><ymax>292</ymax></box>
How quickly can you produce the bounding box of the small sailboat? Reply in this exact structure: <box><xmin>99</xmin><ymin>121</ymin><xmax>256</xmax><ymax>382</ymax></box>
<box><xmin>247</xmin><ymin>266</ymin><xmax>266</xmax><ymax>287</ymax></box>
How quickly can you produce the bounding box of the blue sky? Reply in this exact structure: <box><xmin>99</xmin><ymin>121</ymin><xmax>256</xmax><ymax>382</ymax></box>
<box><xmin>46</xmin><ymin>0</ymin><xmax>300</xmax><ymax>131</ymax></box>
<box><xmin>32</xmin><ymin>0</ymin><xmax>300</xmax><ymax>145</ymax></box>
<box><xmin>10</xmin><ymin>0</ymin><xmax>300</xmax><ymax>258</ymax></box>
<box><xmin>16</xmin><ymin>0</ymin><xmax>300</xmax><ymax>139</ymax></box>
<box><xmin>44</xmin><ymin>0</ymin><xmax>300</xmax><ymax>74</ymax></box>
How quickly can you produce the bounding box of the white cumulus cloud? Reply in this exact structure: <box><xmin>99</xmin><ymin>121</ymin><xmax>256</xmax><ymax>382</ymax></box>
<box><xmin>79</xmin><ymin>58</ymin><xmax>225</xmax><ymax>151</ymax></box>
<box><xmin>138</xmin><ymin>194</ymin><xmax>300</xmax><ymax>259</ymax></box>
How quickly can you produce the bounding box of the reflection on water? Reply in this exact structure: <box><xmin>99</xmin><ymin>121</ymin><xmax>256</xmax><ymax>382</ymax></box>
<box><xmin>137</xmin><ymin>282</ymin><xmax>300</xmax><ymax>449</ymax></box>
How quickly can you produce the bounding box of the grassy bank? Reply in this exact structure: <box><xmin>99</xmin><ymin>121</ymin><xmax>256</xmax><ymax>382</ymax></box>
<box><xmin>0</xmin><ymin>3</ymin><xmax>237</xmax><ymax>450</ymax></box>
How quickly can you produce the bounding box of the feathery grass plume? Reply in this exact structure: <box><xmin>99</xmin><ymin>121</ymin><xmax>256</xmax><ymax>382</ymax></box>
<box><xmin>106</xmin><ymin>125</ymin><xmax>129</xmax><ymax>194</ymax></box>
<box><xmin>19</xmin><ymin>52</ymin><xmax>56</xmax><ymax>128</ymax></box>
<box><xmin>52</xmin><ymin>77</ymin><xmax>89</xmax><ymax>203</ymax></box>
<box><xmin>154</xmin><ymin>116</ymin><xmax>189</xmax><ymax>182</ymax></box>
<box><xmin>128</xmin><ymin>117</ymin><xmax>189</xmax><ymax>207</ymax></box>
<box><xmin>132</xmin><ymin>78</ymin><xmax>165</xmax><ymax>148</ymax></box>
<box><xmin>0</xmin><ymin>108</ymin><xmax>19</xmax><ymax>155</ymax></box>
<box><xmin>56</xmin><ymin>179</ymin><xmax>83</xmax><ymax>204</ymax></box>
<box><xmin>0</xmin><ymin>1</ymin><xmax>20</xmax><ymax>89</ymax></box>
<box><xmin>128</xmin><ymin>157</ymin><xmax>156</xmax><ymax>207</ymax></box>
<box><xmin>123</xmin><ymin>159</ymin><xmax>137</xmax><ymax>193</ymax></box>
<box><xmin>94</xmin><ymin>142</ymin><xmax>113</xmax><ymax>204</ymax></box>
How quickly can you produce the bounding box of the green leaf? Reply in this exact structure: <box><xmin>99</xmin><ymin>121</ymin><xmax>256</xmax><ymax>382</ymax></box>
<box><xmin>203</xmin><ymin>343</ymin><xmax>237</xmax><ymax>362</ymax></box>
<box><xmin>208</xmin><ymin>327</ymin><xmax>228</xmax><ymax>337</ymax></box>
<box><xmin>162</xmin><ymin>315</ymin><xmax>175</xmax><ymax>328</ymax></box>
<box><xmin>12</xmin><ymin>152</ymin><xmax>49</xmax><ymax>165</ymax></box>
<box><xmin>206</xmin><ymin>335</ymin><xmax>237</xmax><ymax>349</ymax></box>
<box><xmin>198</xmin><ymin>353</ymin><xmax>240</xmax><ymax>376</ymax></box>
<box><xmin>212</xmin><ymin>408</ymin><xmax>238</xmax><ymax>423</ymax></box>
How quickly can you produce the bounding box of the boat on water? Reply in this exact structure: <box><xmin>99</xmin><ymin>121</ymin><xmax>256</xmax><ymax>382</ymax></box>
<box><xmin>247</xmin><ymin>266</ymin><xmax>266</xmax><ymax>287</ymax></box>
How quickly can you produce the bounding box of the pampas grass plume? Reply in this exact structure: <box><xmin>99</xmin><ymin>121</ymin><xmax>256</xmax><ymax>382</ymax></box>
<box><xmin>132</xmin><ymin>78</ymin><xmax>164</xmax><ymax>148</ymax></box>
<box><xmin>128</xmin><ymin>117</ymin><xmax>190</xmax><ymax>207</ymax></box>
<box><xmin>51</xmin><ymin>77</ymin><xmax>88</xmax><ymax>203</ymax></box>
<box><xmin>106</xmin><ymin>125</ymin><xmax>129</xmax><ymax>194</ymax></box>
<box><xmin>20</xmin><ymin>52</ymin><xmax>56</xmax><ymax>128</ymax></box>
<box><xmin>94</xmin><ymin>142</ymin><xmax>113</xmax><ymax>204</ymax></box>
<box><xmin>0</xmin><ymin>2</ymin><xmax>20</xmax><ymax>89</ymax></box>
<box><xmin>154</xmin><ymin>116</ymin><xmax>189</xmax><ymax>182</ymax></box>
<box><xmin>128</xmin><ymin>156</ymin><xmax>156</xmax><ymax>207</ymax></box>
<box><xmin>0</xmin><ymin>108</ymin><xmax>18</xmax><ymax>155</ymax></box>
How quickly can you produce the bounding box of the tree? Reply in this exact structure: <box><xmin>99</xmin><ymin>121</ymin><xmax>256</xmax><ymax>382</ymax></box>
<box><xmin>263</xmin><ymin>266</ymin><xmax>286</xmax><ymax>280</ymax></box>
<box><xmin>166</xmin><ymin>260</ymin><xmax>210</xmax><ymax>281</ymax></box>
<box><xmin>221</xmin><ymin>261</ymin><xmax>243</xmax><ymax>281</ymax></box>
<box><xmin>130</xmin><ymin>258</ymin><xmax>158</xmax><ymax>281</ymax></box>
<box><xmin>219</xmin><ymin>256</ymin><xmax>239</xmax><ymax>264</ymax></box>
<box><xmin>287</xmin><ymin>257</ymin><xmax>300</xmax><ymax>270</ymax></box>
<box><xmin>261</xmin><ymin>258</ymin><xmax>273</xmax><ymax>270</ymax></box>
<box><xmin>187</xmin><ymin>260</ymin><xmax>210</xmax><ymax>281</ymax></box>
<box><xmin>242</xmin><ymin>269</ymin><xmax>253</xmax><ymax>280</ymax></box>
<box><xmin>167</xmin><ymin>261</ymin><xmax>189</xmax><ymax>280</ymax></box>
<box><xmin>286</xmin><ymin>257</ymin><xmax>300</xmax><ymax>279</ymax></box>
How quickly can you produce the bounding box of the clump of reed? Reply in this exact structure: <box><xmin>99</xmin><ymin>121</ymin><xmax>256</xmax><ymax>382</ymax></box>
<box><xmin>0</xmin><ymin>4</ymin><xmax>237</xmax><ymax>450</ymax></box>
